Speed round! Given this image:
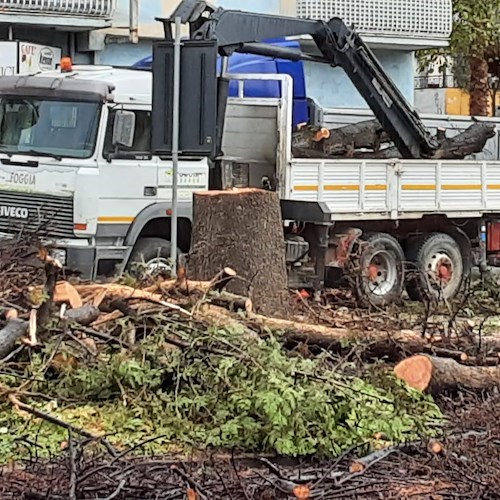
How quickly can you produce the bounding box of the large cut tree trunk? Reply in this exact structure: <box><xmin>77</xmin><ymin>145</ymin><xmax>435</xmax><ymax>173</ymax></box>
<box><xmin>292</xmin><ymin>119</ymin><xmax>495</xmax><ymax>160</ymax></box>
<box><xmin>394</xmin><ymin>354</ymin><xmax>500</xmax><ymax>395</ymax></box>
<box><xmin>292</xmin><ymin>120</ymin><xmax>390</xmax><ymax>158</ymax></box>
<box><xmin>433</xmin><ymin>122</ymin><xmax>496</xmax><ymax>159</ymax></box>
<box><xmin>322</xmin><ymin>119</ymin><xmax>390</xmax><ymax>156</ymax></box>
<box><xmin>469</xmin><ymin>56</ymin><xmax>491</xmax><ymax>117</ymax></box>
<box><xmin>368</xmin><ymin>122</ymin><xmax>496</xmax><ymax>160</ymax></box>
<box><xmin>188</xmin><ymin>188</ymin><xmax>289</xmax><ymax>317</ymax></box>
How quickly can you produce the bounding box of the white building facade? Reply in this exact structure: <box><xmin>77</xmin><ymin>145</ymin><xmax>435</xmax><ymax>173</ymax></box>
<box><xmin>0</xmin><ymin>0</ymin><xmax>453</xmax><ymax>109</ymax></box>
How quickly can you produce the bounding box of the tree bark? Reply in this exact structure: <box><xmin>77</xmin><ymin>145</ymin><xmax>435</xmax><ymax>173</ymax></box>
<box><xmin>188</xmin><ymin>188</ymin><xmax>289</xmax><ymax>317</ymax></box>
<box><xmin>0</xmin><ymin>310</ymin><xmax>28</xmax><ymax>360</ymax></box>
<box><xmin>64</xmin><ymin>305</ymin><xmax>101</xmax><ymax>327</ymax></box>
<box><xmin>394</xmin><ymin>354</ymin><xmax>500</xmax><ymax>395</ymax></box>
<box><xmin>469</xmin><ymin>57</ymin><xmax>491</xmax><ymax>117</ymax></box>
<box><xmin>244</xmin><ymin>314</ymin><xmax>500</xmax><ymax>361</ymax></box>
<box><xmin>322</xmin><ymin>119</ymin><xmax>391</xmax><ymax>156</ymax></box>
<box><xmin>366</xmin><ymin>123</ymin><xmax>496</xmax><ymax>160</ymax></box>
<box><xmin>292</xmin><ymin>118</ymin><xmax>495</xmax><ymax>161</ymax></box>
<box><xmin>432</xmin><ymin>122</ymin><xmax>496</xmax><ymax>159</ymax></box>
<box><xmin>292</xmin><ymin>120</ymin><xmax>391</xmax><ymax>158</ymax></box>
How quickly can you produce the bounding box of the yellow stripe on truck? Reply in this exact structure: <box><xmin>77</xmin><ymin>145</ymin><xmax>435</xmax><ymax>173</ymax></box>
<box><xmin>441</xmin><ymin>184</ymin><xmax>482</xmax><ymax>190</ymax></box>
<box><xmin>98</xmin><ymin>216</ymin><xmax>135</xmax><ymax>223</ymax></box>
<box><xmin>293</xmin><ymin>184</ymin><xmax>387</xmax><ymax>192</ymax></box>
<box><xmin>294</xmin><ymin>184</ymin><xmax>498</xmax><ymax>193</ymax></box>
<box><xmin>401</xmin><ymin>184</ymin><xmax>436</xmax><ymax>191</ymax></box>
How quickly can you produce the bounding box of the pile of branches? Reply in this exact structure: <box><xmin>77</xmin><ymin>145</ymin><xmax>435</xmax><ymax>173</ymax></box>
<box><xmin>1</xmin><ymin>236</ymin><xmax>500</xmax><ymax>497</ymax></box>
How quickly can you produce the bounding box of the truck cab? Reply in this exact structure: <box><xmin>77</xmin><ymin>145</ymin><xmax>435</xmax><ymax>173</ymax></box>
<box><xmin>0</xmin><ymin>63</ymin><xmax>208</xmax><ymax>278</ymax></box>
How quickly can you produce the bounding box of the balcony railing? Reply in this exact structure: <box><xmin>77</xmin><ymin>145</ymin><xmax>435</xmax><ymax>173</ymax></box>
<box><xmin>296</xmin><ymin>0</ymin><xmax>452</xmax><ymax>41</ymax></box>
<box><xmin>415</xmin><ymin>75</ymin><xmax>456</xmax><ymax>90</ymax></box>
<box><xmin>0</xmin><ymin>0</ymin><xmax>115</xmax><ymax>18</ymax></box>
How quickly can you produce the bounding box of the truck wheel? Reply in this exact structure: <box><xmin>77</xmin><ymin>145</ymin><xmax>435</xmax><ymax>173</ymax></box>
<box><xmin>356</xmin><ymin>233</ymin><xmax>405</xmax><ymax>307</ymax></box>
<box><xmin>127</xmin><ymin>237</ymin><xmax>180</xmax><ymax>277</ymax></box>
<box><xmin>405</xmin><ymin>233</ymin><xmax>463</xmax><ymax>301</ymax></box>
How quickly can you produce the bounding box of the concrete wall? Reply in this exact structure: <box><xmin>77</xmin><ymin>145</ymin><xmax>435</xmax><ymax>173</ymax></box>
<box><xmin>414</xmin><ymin>88</ymin><xmax>447</xmax><ymax>114</ymax></box>
<box><xmin>415</xmin><ymin>88</ymin><xmax>500</xmax><ymax>117</ymax></box>
<box><xmin>304</xmin><ymin>50</ymin><xmax>416</xmax><ymax>108</ymax></box>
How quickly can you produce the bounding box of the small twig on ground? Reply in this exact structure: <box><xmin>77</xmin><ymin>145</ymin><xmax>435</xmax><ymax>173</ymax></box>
<box><xmin>68</xmin><ymin>430</ymin><xmax>77</xmax><ymax>500</ymax></box>
<box><xmin>171</xmin><ymin>464</ymin><xmax>209</xmax><ymax>500</ymax></box>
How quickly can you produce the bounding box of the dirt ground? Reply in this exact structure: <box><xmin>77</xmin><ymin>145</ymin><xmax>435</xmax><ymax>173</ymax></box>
<box><xmin>1</xmin><ymin>393</ymin><xmax>499</xmax><ymax>500</ymax></box>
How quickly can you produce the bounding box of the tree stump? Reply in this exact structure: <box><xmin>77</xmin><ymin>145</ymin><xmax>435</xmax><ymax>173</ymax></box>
<box><xmin>188</xmin><ymin>188</ymin><xmax>289</xmax><ymax>317</ymax></box>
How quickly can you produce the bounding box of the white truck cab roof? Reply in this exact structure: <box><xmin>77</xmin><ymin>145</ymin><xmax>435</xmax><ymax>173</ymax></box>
<box><xmin>7</xmin><ymin>65</ymin><xmax>153</xmax><ymax>105</ymax></box>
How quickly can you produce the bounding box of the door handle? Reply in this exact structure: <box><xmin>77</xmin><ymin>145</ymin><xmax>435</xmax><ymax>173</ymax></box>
<box><xmin>144</xmin><ymin>187</ymin><xmax>157</xmax><ymax>197</ymax></box>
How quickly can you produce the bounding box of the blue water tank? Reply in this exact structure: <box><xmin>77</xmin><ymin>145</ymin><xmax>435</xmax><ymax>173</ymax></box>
<box><xmin>132</xmin><ymin>40</ymin><xmax>308</xmax><ymax>128</ymax></box>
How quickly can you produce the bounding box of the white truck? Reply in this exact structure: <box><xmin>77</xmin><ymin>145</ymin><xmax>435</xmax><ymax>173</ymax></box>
<box><xmin>0</xmin><ymin>1</ymin><xmax>499</xmax><ymax>307</ymax></box>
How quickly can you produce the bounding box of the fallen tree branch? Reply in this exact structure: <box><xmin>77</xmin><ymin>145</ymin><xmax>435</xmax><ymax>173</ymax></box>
<box><xmin>0</xmin><ymin>309</ymin><xmax>29</xmax><ymax>360</ymax></box>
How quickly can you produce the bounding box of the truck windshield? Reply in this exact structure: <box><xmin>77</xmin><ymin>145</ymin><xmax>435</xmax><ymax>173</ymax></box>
<box><xmin>0</xmin><ymin>97</ymin><xmax>100</xmax><ymax>159</ymax></box>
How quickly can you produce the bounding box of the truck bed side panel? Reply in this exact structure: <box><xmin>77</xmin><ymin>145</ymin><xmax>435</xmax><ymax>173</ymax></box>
<box><xmin>288</xmin><ymin>159</ymin><xmax>500</xmax><ymax>220</ymax></box>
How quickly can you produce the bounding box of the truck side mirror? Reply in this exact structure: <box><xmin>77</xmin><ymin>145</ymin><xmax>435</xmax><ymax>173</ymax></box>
<box><xmin>112</xmin><ymin>110</ymin><xmax>136</xmax><ymax>148</ymax></box>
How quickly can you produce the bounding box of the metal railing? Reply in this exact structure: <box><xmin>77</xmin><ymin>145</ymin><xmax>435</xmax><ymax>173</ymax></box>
<box><xmin>296</xmin><ymin>0</ymin><xmax>452</xmax><ymax>39</ymax></box>
<box><xmin>0</xmin><ymin>0</ymin><xmax>116</xmax><ymax>18</ymax></box>
<box><xmin>415</xmin><ymin>75</ymin><xmax>456</xmax><ymax>89</ymax></box>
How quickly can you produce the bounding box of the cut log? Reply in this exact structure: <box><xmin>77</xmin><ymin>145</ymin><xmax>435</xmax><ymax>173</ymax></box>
<box><xmin>432</xmin><ymin>122</ymin><xmax>496</xmax><ymax>159</ymax></box>
<box><xmin>322</xmin><ymin>120</ymin><xmax>391</xmax><ymax>156</ymax></box>
<box><xmin>209</xmin><ymin>291</ymin><xmax>253</xmax><ymax>313</ymax></box>
<box><xmin>292</xmin><ymin>120</ymin><xmax>391</xmax><ymax>158</ymax></box>
<box><xmin>355</xmin><ymin>123</ymin><xmax>495</xmax><ymax>160</ymax></box>
<box><xmin>0</xmin><ymin>309</ymin><xmax>29</xmax><ymax>360</ymax></box>
<box><xmin>64</xmin><ymin>305</ymin><xmax>101</xmax><ymax>327</ymax></box>
<box><xmin>293</xmin><ymin>120</ymin><xmax>495</xmax><ymax>161</ymax></box>
<box><xmin>188</xmin><ymin>188</ymin><xmax>289</xmax><ymax>317</ymax></box>
<box><xmin>196</xmin><ymin>305</ymin><xmax>258</xmax><ymax>339</ymax></box>
<box><xmin>394</xmin><ymin>354</ymin><xmax>500</xmax><ymax>394</ymax></box>
<box><xmin>145</xmin><ymin>268</ymin><xmax>238</xmax><ymax>297</ymax></box>
<box><xmin>291</xmin><ymin>124</ymin><xmax>330</xmax><ymax>157</ymax></box>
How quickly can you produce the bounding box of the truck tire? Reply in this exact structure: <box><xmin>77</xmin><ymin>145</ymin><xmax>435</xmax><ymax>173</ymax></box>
<box><xmin>405</xmin><ymin>233</ymin><xmax>464</xmax><ymax>301</ymax></box>
<box><xmin>127</xmin><ymin>237</ymin><xmax>180</xmax><ymax>277</ymax></box>
<box><xmin>356</xmin><ymin>233</ymin><xmax>405</xmax><ymax>307</ymax></box>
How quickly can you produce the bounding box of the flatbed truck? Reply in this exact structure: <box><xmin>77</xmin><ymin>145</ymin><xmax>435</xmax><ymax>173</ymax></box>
<box><xmin>0</xmin><ymin>0</ymin><xmax>498</xmax><ymax>305</ymax></box>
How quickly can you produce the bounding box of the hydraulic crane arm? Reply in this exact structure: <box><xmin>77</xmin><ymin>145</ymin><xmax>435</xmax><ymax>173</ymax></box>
<box><xmin>157</xmin><ymin>0</ymin><xmax>438</xmax><ymax>159</ymax></box>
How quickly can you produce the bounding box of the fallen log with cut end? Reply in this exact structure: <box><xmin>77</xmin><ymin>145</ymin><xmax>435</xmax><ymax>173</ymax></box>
<box><xmin>394</xmin><ymin>354</ymin><xmax>500</xmax><ymax>395</ymax></box>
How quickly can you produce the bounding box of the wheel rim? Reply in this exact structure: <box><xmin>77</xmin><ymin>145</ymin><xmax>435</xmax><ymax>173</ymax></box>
<box><xmin>363</xmin><ymin>250</ymin><xmax>398</xmax><ymax>297</ymax></box>
<box><xmin>144</xmin><ymin>257</ymin><xmax>172</xmax><ymax>275</ymax></box>
<box><xmin>427</xmin><ymin>252</ymin><xmax>454</xmax><ymax>289</ymax></box>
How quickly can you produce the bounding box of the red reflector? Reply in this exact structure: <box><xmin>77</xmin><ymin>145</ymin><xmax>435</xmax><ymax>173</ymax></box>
<box><xmin>166</xmin><ymin>209</ymin><xmax>172</xmax><ymax>216</ymax></box>
<box><xmin>74</xmin><ymin>223</ymin><xmax>87</xmax><ymax>231</ymax></box>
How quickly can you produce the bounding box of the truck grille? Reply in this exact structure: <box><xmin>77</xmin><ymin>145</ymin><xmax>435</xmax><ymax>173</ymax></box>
<box><xmin>0</xmin><ymin>191</ymin><xmax>74</xmax><ymax>238</ymax></box>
